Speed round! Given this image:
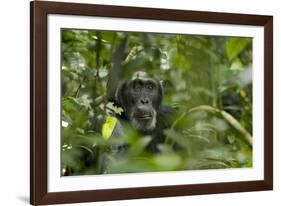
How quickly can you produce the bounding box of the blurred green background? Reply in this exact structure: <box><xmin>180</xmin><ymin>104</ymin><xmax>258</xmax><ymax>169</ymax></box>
<box><xmin>61</xmin><ymin>29</ymin><xmax>253</xmax><ymax>176</ymax></box>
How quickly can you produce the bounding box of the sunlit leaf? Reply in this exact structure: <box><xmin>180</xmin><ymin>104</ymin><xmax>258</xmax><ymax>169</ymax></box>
<box><xmin>102</xmin><ymin>116</ymin><xmax>118</xmax><ymax>140</ymax></box>
<box><xmin>226</xmin><ymin>37</ymin><xmax>251</xmax><ymax>60</ymax></box>
<box><xmin>62</xmin><ymin>120</ymin><xmax>69</xmax><ymax>128</ymax></box>
<box><xmin>230</xmin><ymin>59</ymin><xmax>244</xmax><ymax>71</ymax></box>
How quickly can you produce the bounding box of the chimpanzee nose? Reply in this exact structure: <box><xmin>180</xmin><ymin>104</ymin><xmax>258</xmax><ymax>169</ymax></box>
<box><xmin>140</xmin><ymin>97</ymin><xmax>149</xmax><ymax>104</ymax></box>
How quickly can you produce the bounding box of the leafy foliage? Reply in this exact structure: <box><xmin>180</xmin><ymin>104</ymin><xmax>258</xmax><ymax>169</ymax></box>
<box><xmin>61</xmin><ymin>29</ymin><xmax>253</xmax><ymax>175</ymax></box>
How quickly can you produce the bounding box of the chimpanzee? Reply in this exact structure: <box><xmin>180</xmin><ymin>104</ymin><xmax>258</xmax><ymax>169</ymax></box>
<box><xmin>113</xmin><ymin>71</ymin><xmax>175</xmax><ymax>153</ymax></box>
<box><xmin>66</xmin><ymin>71</ymin><xmax>176</xmax><ymax>175</ymax></box>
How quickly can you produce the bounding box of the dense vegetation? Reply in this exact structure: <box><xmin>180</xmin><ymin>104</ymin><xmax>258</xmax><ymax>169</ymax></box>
<box><xmin>61</xmin><ymin>29</ymin><xmax>253</xmax><ymax>176</ymax></box>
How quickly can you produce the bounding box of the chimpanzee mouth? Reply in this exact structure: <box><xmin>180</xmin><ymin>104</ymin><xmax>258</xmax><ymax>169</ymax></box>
<box><xmin>134</xmin><ymin>115</ymin><xmax>153</xmax><ymax>120</ymax></box>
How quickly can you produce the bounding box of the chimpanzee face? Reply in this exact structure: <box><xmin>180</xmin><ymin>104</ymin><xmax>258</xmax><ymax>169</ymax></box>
<box><xmin>115</xmin><ymin>75</ymin><xmax>163</xmax><ymax>133</ymax></box>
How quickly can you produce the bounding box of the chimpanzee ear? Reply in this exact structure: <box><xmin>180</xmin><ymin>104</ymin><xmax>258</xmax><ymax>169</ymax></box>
<box><xmin>156</xmin><ymin>79</ymin><xmax>164</xmax><ymax>107</ymax></box>
<box><xmin>159</xmin><ymin>80</ymin><xmax>164</xmax><ymax>95</ymax></box>
<box><xmin>115</xmin><ymin>80</ymin><xmax>128</xmax><ymax>108</ymax></box>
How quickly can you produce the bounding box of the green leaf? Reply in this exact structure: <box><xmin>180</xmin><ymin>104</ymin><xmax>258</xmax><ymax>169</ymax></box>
<box><xmin>61</xmin><ymin>146</ymin><xmax>84</xmax><ymax>170</ymax></box>
<box><xmin>102</xmin><ymin>116</ymin><xmax>118</xmax><ymax>140</ymax></box>
<box><xmin>230</xmin><ymin>58</ymin><xmax>244</xmax><ymax>71</ymax></box>
<box><xmin>106</xmin><ymin>102</ymin><xmax>124</xmax><ymax>115</ymax></box>
<box><xmin>227</xmin><ymin>135</ymin><xmax>236</xmax><ymax>144</ymax></box>
<box><xmin>129</xmin><ymin>136</ymin><xmax>152</xmax><ymax>155</ymax></box>
<box><xmin>153</xmin><ymin>153</ymin><xmax>181</xmax><ymax>170</ymax></box>
<box><xmin>226</xmin><ymin>38</ymin><xmax>251</xmax><ymax>60</ymax></box>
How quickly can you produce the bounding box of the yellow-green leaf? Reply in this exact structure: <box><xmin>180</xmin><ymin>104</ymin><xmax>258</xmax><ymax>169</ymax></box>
<box><xmin>102</xmin><ymin>116</ymin><xmax>118</xmax><ymax>140</ymax></box>
<box><xmin>226</xmin><ymin>37</ymin><xmax>251</xmax><ymax>61</ymax></box>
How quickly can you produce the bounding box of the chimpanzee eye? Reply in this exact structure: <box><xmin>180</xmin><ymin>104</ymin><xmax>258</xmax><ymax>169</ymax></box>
<box><xmin>146</xmin><ymin>83</ymin><xmax>154</xmax><ymax>90</ymax></box>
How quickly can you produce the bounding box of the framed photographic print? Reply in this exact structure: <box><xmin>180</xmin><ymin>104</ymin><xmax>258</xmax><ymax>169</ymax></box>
<box><xmin>30</xmin><ymin>1</ymin><xmax>273</xmax><ymax>205</ymax></box>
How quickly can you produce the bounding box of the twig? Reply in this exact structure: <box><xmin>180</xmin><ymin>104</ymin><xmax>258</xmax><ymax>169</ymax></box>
<box><xmin>188</xmin><ymin>105</ymin><xmax>252</xmax><ymax>147</ymax></box>
<box><xmin>75</xmin><ymin>76</ymin><xmax>86</xmax><ymax>98</ymax></box>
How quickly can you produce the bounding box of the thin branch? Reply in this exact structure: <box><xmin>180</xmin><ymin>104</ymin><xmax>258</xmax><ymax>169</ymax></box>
<box><xmin>75</xmin><ymin>76</ymin><xmax>86</xmax><ymax>98</ymax></box>
<box><xmin>95</xmin><ymin>32</ymin><xmax>101</xmax><ymax>81</ymax></box>
<box><xmin>188</xmin><ymin>105</ymin><xmax>252</xmax><ymax>147</ymax></box>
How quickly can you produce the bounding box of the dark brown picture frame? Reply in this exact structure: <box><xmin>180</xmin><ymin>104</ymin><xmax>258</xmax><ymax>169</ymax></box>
<box><xmin>30</xmin><ymin>1</ymin><xmax>273</xmax><ymax>205</ymax></box>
